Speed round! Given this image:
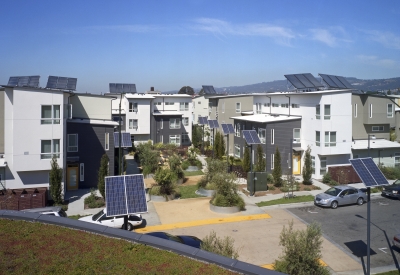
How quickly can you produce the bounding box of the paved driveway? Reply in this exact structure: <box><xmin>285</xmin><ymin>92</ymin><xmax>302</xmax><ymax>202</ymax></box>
<box><xmin>287</xmin><ymin>197</ymin><xmax>400</xmax><ymax>271</ymax></box>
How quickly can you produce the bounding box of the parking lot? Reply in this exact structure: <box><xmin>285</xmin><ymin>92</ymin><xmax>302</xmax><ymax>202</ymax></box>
<box><xmin>287</xmin><ymin>196</ymin><xmax>400</xmax><ymax>270</ymax></box>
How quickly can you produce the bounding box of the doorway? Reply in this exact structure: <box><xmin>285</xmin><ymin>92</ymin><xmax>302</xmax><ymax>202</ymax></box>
<box><xmin>67</xmin><ymin>166</ymin><xmax>79</xmax><ymax>190</ymax></box>
<box><xmin>292</xmin><ymin>154</ymin><xmax>301</xmax><ymax>175</ymax></box>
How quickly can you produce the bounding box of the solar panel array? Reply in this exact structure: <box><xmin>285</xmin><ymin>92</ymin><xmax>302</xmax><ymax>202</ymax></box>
<box><xmin>242</xmin><ymin>130</ymin><xmax>261</xmax><ymax>144</ymax></box>
<box><xmin>109</xmin><ymin>83</ymin><xmax>137</xmax><ymax>94</ymax></box>
<box><xmin>221</xmin><ymin>123</ymin><xmax>235</xmax><ymax>134</ymax></box>
<box><xmin>46</xmin><ymin>76</ymin><xmax>77</xmax><ymax>90</ymax></box>
<box><xmin>105</xmin><ymin>174</ymin><xmax>148</xmax><ymax>217</ymax></box>
<box><xmin>7</xmin><ymin>76</ymin><xmax>40</xmax><ymax>88</ymax></box>
<box><xmin>198</xmin><ymin>116</ymin><xmax>208</xmax><ymax>125</ymax></box>
<box><xmin>113</xmin><ymin>132</ymin><xmax>133</xmax><ymax>148</ymax></box>
<box><xmin>349</xmin><ymin>158</ymin><xmax>388</xmax><ymax>187</ymax></box>
<box><xmin>284</xmin><ymin>73</ymin><xmax>324</xmax><ymax>89</ymax></box>
<box><xmin>202</xmin><ymin>85</ymin><xmax>217</xmax><ymax>94</ymax></box>
<box><xmin>208</xmin><ymin>119</ymin><xmax>219</xmax><ymax>129</ymax></box>
<box><xmin>319</xmin><ymin>74</ymin><xmax>353</xmax><ymax>89</ymax></box>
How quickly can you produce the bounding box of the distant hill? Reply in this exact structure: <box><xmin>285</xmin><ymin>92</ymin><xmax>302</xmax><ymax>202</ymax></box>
<box><xmin>164</xmin><ymin>77</ymin><xmax>400</xmax><ymax>95</ymax></box>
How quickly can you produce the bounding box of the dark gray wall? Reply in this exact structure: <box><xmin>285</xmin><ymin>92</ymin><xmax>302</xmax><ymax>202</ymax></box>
<box><xmin>233</xmin><ymin>119</ymin><xmax>301</xmax><ymax>174</ymax></box>
<box><xmin>67</xmin><ymin>122</ymin><xmax>115</xmax><ymax>189</ymax></box>
<box><xmin>150</xmin><ymin>115</ymin><xmax>191</xmax><ymax>146</ymax></box>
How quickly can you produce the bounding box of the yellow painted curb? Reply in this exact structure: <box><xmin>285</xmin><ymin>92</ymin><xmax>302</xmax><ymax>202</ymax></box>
<box><xmin>318</xmin><ymin>259</ymin><xmax>328</xmax><ymax>266</ymax></box>
<box><xmin>261</xmin><ymin>259</ymin><xmax>328</xmax><ymax>270</ymax></box>
<box><xmin>135</xmin><ymin>213</ymin><xmax>271</xmax><ymax>233</ymax></box>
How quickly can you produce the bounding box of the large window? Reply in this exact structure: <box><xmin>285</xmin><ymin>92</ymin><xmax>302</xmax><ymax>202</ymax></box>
<box><xmin>182</xmin><ymin>117</ymin><xmax>189</xmax><ymax>126</ymax></box>
<box><xmin>293</xmin><ymin>128</ymin><xmax>300</xmax><ymax>143</ymax></box>
<box><xmin>234</xmin><ymin>144</ymin><xmax>240</xmax><ymax>158</ymax></box>
<box><xmin>272</xmin><ymin>103</ymin><xmax>279</xmax><ymax>107</ymax></box>
<box><xmin>256</xmin><ymin>103</ymin><xmax>262</xmax><ymax>114</ymax></box>
<box><xmin>165</xmin><ymin>102</ymin><xmax>174</xmax><ymax>105</ymax></box>
<box><xmin>316</xmin><ymin>131</ymin><xmax>320</xmax><ymax>147</ymax></box>
<box><xmin>320</xmin><ymin>157</ymin><xmax>327</xmax><ymax>175</ymax></box>
<box><xmin>129</xmin><ymin>119</ymin><xmax>138</xmax><ymax>129</ymax></box>
<box><xmin>316</xmin><ymin>105</ymin><xmax>320</xmax><ymax>119</ymax></box>
<box><xmin>67</xmin><ymin>134</ymin><xmax>78</xmax><ymax>152</ymax></box>
<box><xmin>180</xmin><ymin>102</ymin><xmax>189</xmax><ymax>111</ymax></box>
<box><xmin>291</xmin><ymin>104</ymin><xmax>299</xmax><ymax>108</ymax></box>
<box><xmin>271</xmin><ymin>129</ymin><xmax>274</xmax><ymax>144</ymax></box>
<box><xmin>258</xmin><ymin>128</ymin><xmax>266</xmax><ymax>144</ymax></box>
<box><xmin>169</xmin><ymin>118</ymin><xmax>181</xmax><ymax>129</ymax></box>
<box><xmin>324</xmin><ymin>131</ymin><xmax>336</xmax><ymax>147</ymax></box>
<box><xmin>372</xmin><ymin>126</ymin><xmax>384</xmax><ymax>132</ymax></box>
<box><xmin>235</xmin><ymin>123</ymin><xmax>241</xmax><ymax>137</ymax></box>
<box><xmin>182</xmin><ymin>134</ymin><xmax>190</xmax><ymax>144</ymax></box>
<box><xmin>41</xmin><ymin>139</ymin><xmax>60</xmax><ymax>159</ymax></box>
<box><xmin>354</xmin><ymin>103</ymin><xmax>357</xmax><ymax>118</ymax></box>
<box><xmin>324</xmin><ymin>105</ymin><xmax>331</xmax><ymax>120</ymax></box>
<box><xmin>388</xmin><ymin>104</ymin><xmax>393</xmax><ymax>118</ymax></box>
<box><xmin>41</xmin><ymin>105</ymin><xmax>60</xmax><ymax>124</ymax></box>
<box><xmin>105</xmin><ymin>133</ymin><xmax>109</xmax><ymax>151</ymax></box>
<box><xmin>236</xmin><ymin>103</ymin><xmax>241</xmax><ymax>113</ymax></box>
<box><xmin>169</xmin><ymin>135</ymin><xmax>181</xmax><ymax>146</ymax></box>
<box><xmin>271</xmin><ymin>154</ymin><xmax>274</xmax><ymax>169</ymax></box>
<box><xmin>129</xmin><ymin>102</ymin><xmax>138</xmax><ymax>112</ymax></box>
<box><xmin>369</xmin><ymin>104</ymin><xmax>372</xmax><ymax>118</ymax></box>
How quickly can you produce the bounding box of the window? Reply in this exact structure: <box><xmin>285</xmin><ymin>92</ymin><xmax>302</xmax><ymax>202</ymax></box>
<box><xmin>67</xmin><ymin>134</ymin><xmax>78</xmax><ymax>152</ymax></box>
<box><xmin>324</xmin><ymin>105</ymin><xmax>331</xmax><ymax>120</ymax></box>
<box><xmin>169</xmin><ymin>118</ymin><xmax>180</xmax><ymax>129</ymax></box>
<box><xmin>222</xmin><ymin>102</ymin><xmax>225</xmax><ymax>113</ymax></box>
<box><xmin>41</xmin><ymin>105</ymin><xmax>60</xmax><ymax>124</ymax></box>
<box><xmin>180</xmin><ymin>102</ymin><xmax>189</xmax><ymax>111</ymax></box>
<box><xmin>105</xmin><ymin>133</ymin><xmax>109</xmax><ymax>151</ymax></box>
<box><xmin>80</xmin><ymin>163</ymin><xmax>84</xmax><ymax>182</ymax></box>
<box><xmin>271</xmin><ymin>154</ymin><xmax>274</xmax><ymax>169</ymax></box>
<box><xmin>236</xmin><ymin>103</ymin><xmax>241</xmax><ymax>113</ymax></box>
<box><xmin>198</xmin><ymin>101</ymin><xmax>201</xmax><ymax>104</ymax></box>
<box><xmin>182</xmin><ymin>134</ymin><xmax>190</xmax><ymax>144</ymax></box>
<box><xmin>182</xmin><ymin>117</ymin><xmax>189</xmax><ymax>126</ymax></box>
<box><xmin>169</xmin><ymin>135</ymin><xmax>181</xmax><ymax>145</ymax></box>
<box><xmin>234</xmin><ymin>144</ymin><xmax>240</xmax><ymax>157</ymax></box>
<box><xmin>311</xmin><ymin>156</ymin><xmax>315</xmax><ymax>173</ymax></box>
<box><xmin>291</xmin><ymin>104</ymin><xmax>299</xmax><ymax>108</ymax></box>
<box><xmin>154</xmin><ymin>102</ymin><xmax>162</xmax><ymax>106</ymax></box>
<box><xmin>281</xmin><ymin>103</ymin><xmax>288</xmax><ymax>108</ymax></box>
<box><xmin>320</xmin><ymin>157</ymin><xmax>327</xmax><ymax>175</ymax></box>
<box><xmin>387</xmin><ymin>104</ymin><xmax>393</xmax><ymax>118</ymax></box>
<box><xmin>41</xmin><ymin>139</ymin><xmax>60</xmax><ymax>159</ymax></box>
<box><xmin>372</xmin><ymin>126</ymin><xmax>384</xmax><ymax>131</ymax></box>
<box><xmin>129</xmin><ymin>102</ymin><xmax>138</xmax><ymax>112</ymax></box>
<box><xmin>160</xmin><ymin>118</ymin><xmax>163</xmax><ymax>129</ymax></box>
<box><xmin>293</xmin><ymin>128</ymin><xmax>300</xmax><ymax>143</ymax></box>
<box><xmin>353</xmin><ymin>154</ymin><xmax>359</xmax><ymax>159</ymax></box>
<box><xmin>288</xmin><ymin>153</ymin><xmax>291</xmax><ymax>168</ymax></box>
<box><xmin>256</xmin><ymin>103</ymin><xmax>262</xmax><ymax>114</ymax></box>
<box><xmin>395</xmin><ymin>153</ymin><xmax>400</xmax><ymax>168</ymax></box>
<box><xmin>271</xmin><ymin>129</ymin><xmax>274</xmax><ymax>144</ymax></box>
<box><xmin>129</xmin><ymin>119</ymin><xmax>138</xmax><ymax>129</ymax></box>
<box><xmin>165</xmin><ymin>102</ymin><xmax>174</xmax><ymax>105</ymax></box>
<box><xmin>235</xmin><ymin>123</ymin><xmax>241</xmax><ymax>137</ymax></box>
<box><xmin>316</xmin><ymin>131</ymin><xmax>320</xmax><ymax>146</ymax></box>
<box><xmin>265</xmin><ymin>103</ymin><xmax>270</xmax><ymax>107</ymax></box>
<box><xmin>272</xmin><ymin>103</ymin><xmax>279</xmax><ymax>107</ymax></box>
<box><xmin>258</xmin><ymin>128</ymin><xmax>266</xmax><ymax>143</ymax></box>
<box><xmin>324</xmin><ymin>131</ymin><xmax>336</xmax><ymax>147</ymax></box>
<box><xmin>316</xmin><ymin>105</ymin><xmax>320</xmax><ymax>119</ymax></box>
<box><xmin>369</xmin><ymin>104</ymin><xmax>372</xmax><ymax>118</ymax></box>
<box><xmin>354</xmin><ymin>103</ymin><xmax>357</xmax><ymax>118</ymax></box>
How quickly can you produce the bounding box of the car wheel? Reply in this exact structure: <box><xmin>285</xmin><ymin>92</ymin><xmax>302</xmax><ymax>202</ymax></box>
<box><xmin>357</xmin><ymin>197</ymin><xmax>364</xmax><ymax>205</ymax></box>
<box><xmin>331</xmin><ymin>201</ymin><xmax>338</xmax><ymax>209</ymax></box>
<box><xmin>127</xmin><ymin>223</ymin><xmax>133</xmax><ymax>231</ymax></box>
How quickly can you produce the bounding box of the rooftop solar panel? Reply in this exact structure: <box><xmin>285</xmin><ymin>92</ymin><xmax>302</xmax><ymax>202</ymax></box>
<box><xmin>105</xmin><ymin>176</ymin><xmax>128</xmax><ymax>217</ymax></box>
<box><xmin>202</xmin><ymin>85</ymin><xmax>216</xmax><ymax>94</ymax></box>
<box><xmin>45</xmin><ymin>76</ymin><xmax>77</xmax><ymax>90</ymax></box>
<box><xmin>18</xmin><ymin>76</ymin><xmax>29</xmax><ymax>86</ymax></box>
<box><xmin>336</xmin><ymin>76</ymin><xmax>353</xmax><ymax>89</ymax></box>
<box><xmin>303</xmin><ymin>73</ymin><xmax>324</xmax><ymax>88</ymax></box>
<box><xmin>319</xmin><ymin>74</ymin><xmax>352</xmax><ymax>89</ymax></box>
<box><xmin>295</xmin><ymin>74</ymin><xmax>315</xmax><ymax>88</ymax></box>
<box><xmin>319</xmin><ymin>74</ymin><xmax>337</xmax><ymax>88</ymax></box>
<box><xmin>349</xmin><ymin>159</ymin><xmax>377</xmax><ymax>187</ymax></box>
<box><xmin>125</xmin><ymin>174</ymin><xmax>148</xmax><ymax>214</ymax></box>
<box><xmin>221</xmin><ymin>123</ymin><xmax>235</xmax><ymax>134</ymax></box>
<box><xmin>329</xmin><ymin>75</ymin><xmax>347</xmax><ymax>89</ymax></box>
<box><xmin>285</xmin><ymin>74</ymin><xmax>306</xmax><ymax>89</ymax></box>
<box><xmin>7</xmin><ymin>75</ymin><xmax>40</xmax><ymax>88</ymax></box>
<box><xmin>361</xmin><ymin>158</ymin><xmax>388</xmax><ymax>185</ymax></box>
<box><xmin>109</xmin><ymin>83</ymin><xmax>137</xmax><ymax>94</ymax></box>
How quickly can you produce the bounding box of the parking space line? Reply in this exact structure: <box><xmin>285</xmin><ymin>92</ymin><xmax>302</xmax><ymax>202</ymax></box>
<box><xmin>135</xmin><ymin>213</ymin><xmax>272</xmax><ymax>233</ymax></box>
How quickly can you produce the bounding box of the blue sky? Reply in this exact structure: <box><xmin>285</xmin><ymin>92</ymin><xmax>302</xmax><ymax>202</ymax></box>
<box><xmin>1</xmin><ymin>0</ymin><xmax>399</xmax><ymax>93</ymax></box>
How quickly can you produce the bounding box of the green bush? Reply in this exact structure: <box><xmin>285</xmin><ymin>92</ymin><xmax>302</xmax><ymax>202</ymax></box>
<box><xmin>268</xmin><ymin>185</ymin><xmax>276</xmax><ymax>191</ymax></box>
<box><xmin>210</xmin><ymin>172</ymin><xmax>245</xmax><ymax>210</ymax></box>
<box><xmin>329</xmin><ymin>180</ymin><xmax>338</xmax><ymax>186</ymax></box>
<box><xmin>322</xmin><ymin>173</ymin><xmax>332</xmax><ymax>184</ymax></box>
<box><xmin>181</xmin><ymin>160</ymin><xmax>190</xmax><ymax>170</ymax></box>
<box><xmin>205</xmin><ymin>183</ymin><xmax>216</xmax><ymax>190</ymax></box>
<box><xmin>280</xmin><ymin>187</ymin><xmax>289</xmax><ymax>192</ymax></box>
<box><xmin>84</xmin><ymin>189</ymin><xmax>105</xmax><ymax>209</ymax></box>
<box><xmin>196</xmin><ymin>177</ymin><xmax>208</xmax><ymax>189</ymax></box>
<box><xmin>266</xmin><ymin>174</ymin><xmax>274</xmax><ymax>184</ymax></box>
<box><xmin>195</xmin><ymin>159</ymin><xmax>203</xmax><ymax>169</ymax></box>
<box><xmin>201</xmin><ymin>231</ymin><xmax>239</xmax><ymax>259</ymax></box>
<box><xmin>380</xmin><ymin>166</ymin><xmax>400</xmax><ymax>180</ymax></box>
<box><xmin>304</xmin><ymin>187</ymin><xmax>311</xmax><ymax>191</ymax></box>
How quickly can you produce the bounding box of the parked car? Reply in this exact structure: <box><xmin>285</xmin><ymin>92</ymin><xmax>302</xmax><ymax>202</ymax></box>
<box><xmin>23</xmin><ymin>206</ymin><xmax>68</xmax><ymax>217</ymax></box>
<box><xmin>145</xmin><ymin>232</ymin><xmax>202</xmax><ymax>248</ymax></box>
<box><xmin>382</xmin><ymin>180</ymin><xmax>400</xmax><ymax>199</ymax></box>
<box><xmin>78</xmin><ymin>209</ymin><xmax>142</xmax><ymax>231</ymax></box>
<box><xmin>314</xmin><ymin>185</ymin><xmax>368</xmax><ymax>209</ymax></box>
<box><xmin>394</xmin><ymin>233</ymin><xmax>400</xmax><ymax>250</ymax></box>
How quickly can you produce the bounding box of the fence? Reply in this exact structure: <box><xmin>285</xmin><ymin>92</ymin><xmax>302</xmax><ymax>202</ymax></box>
<box><xmin>0</xmin><ymin>188</ymin><xmax>47</xmax><ymax>210</ymax></box>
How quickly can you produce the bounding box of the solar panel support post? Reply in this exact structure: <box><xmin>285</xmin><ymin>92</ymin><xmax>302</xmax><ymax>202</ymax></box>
<box><xmin>367</xmin><ymin>187</ymin><xmax>371</xmax><ymax>275</ymax></box>
<box><xmin>123</xmin><ymin>215</ymin><xmax>128</xmax><ymax>230</ymax></box>
<box><xmin>226</xmin><ymin>133</ymin><xmax>229</xmax><ymax>173</ymax></box>
<box><xmin>118</xmin><ymin>93</ymin><xmax>125</xmax><ymax>176</ymax></box>
<box><xmin>202</xmin><ymin>125</ymin><xmax>205</xmax><ymax>155</ymax></box>
<box><xmin>212</xmin><ymin>128</ymin><xmax>215</xmax><ymax>159</ymax></box>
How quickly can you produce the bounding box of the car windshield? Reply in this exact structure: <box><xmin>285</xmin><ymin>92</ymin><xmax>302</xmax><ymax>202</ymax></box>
<box><xmin>92</xmin><ymin>210</ymin><xmax>104</xmax><ymax>221</ymax></box>
<box><xmin>324</xmin><ymin>187</ymin><xmax>341</xmax><ymax>196</ymax></box>
<box><xmin>393</xmin><ymin>180</ymin><xmax>400</xmax><ymax>186</ymax></box>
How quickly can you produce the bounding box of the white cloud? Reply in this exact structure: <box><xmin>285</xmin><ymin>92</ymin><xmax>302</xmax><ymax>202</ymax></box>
<box><xmin>192</xmin><ymin>18</ymin><xmax>295</xmax><ymax>46</ymax></box>
<box><xmin>364</xmin><ymin>30</ymin><xmax>400</xmax><ymax>50</ymax></box>
<box><xmin>357</xmin><ymin>55</ymin><xmax>396</xmax><ymax>67</ymax></box>
<box><xmin>309</xmin><ymin>29</ymin><xmax>337</xmax><ymax>47</ymax></box>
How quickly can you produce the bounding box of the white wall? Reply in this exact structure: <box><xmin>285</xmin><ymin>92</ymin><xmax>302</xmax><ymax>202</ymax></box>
<box><xmin>125</xmin><ymin>98</ymin><xmax>152</xmax><ymax>135</ymax></box>
<box><xmin>192</xmin><ymin>96</ymin><xmax>209</xmax><ymax>123</ymax></box>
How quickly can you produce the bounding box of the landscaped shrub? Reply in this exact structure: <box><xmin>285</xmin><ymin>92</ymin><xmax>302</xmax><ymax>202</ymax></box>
<box><xmin>149</xmin><ymin>186</ymin><xmax>161</xmax><ymax>196</ymax></box>
<box><xmin>210</xmin><ymin>172</ymin><xmax>245</xmax><ymax>210</ymax></box>
<box><xmin>84</xmin><ymin>189</ymin><xmax>105</xmax><ymax>208</ymax></box>
<box><xmin>201</xmin><ymin>231</ymin><xmax>240</xmax><ymax>260</ymax></box>
<box><xmin>153</xmin><ymin>167</ymin><xmax>179</xmax><ymax>196</ymax></box>
<box><xmin>280</xmin><ymin>187</ymin><xmax>289</xmax><ymax>193</ymax></box>
<box><xmin>181</xmin><ymin>160</ymin><xmax>189</xmax><ymax>170</ymax></box>
<box><xmin>329</xmin><ymin>180</ymin><xmax>338</xmax><ymax>186</ymax></box>
<box><xmin>266</xmin><ymin>174</ymin><xmax>274</xmax><ymax>184</ymax></box>
<box><xmin>195</xmin><ymin>159</ymin><xmax>203</xmax><ymax>169</ymax></box>
<box><xmin>322</xmin><ymin>172</ymin><xmax>332</xmax><ymax>184</ymax></box>
<box><xmin>268</xmin><ymin>185</ymin><xmax>276</xmax><ymax>191</ymax></box>
<box><xmin>304</xmin><ymin>187</ymin><xmax>312</xmax><ymax>191</ymax></box>
<box><xmin>380</xmin><ymin>166</ymin><xmax>400</xmax><ymax>180</ymax></box>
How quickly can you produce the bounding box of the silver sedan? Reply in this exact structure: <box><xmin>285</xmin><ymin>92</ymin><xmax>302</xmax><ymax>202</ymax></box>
<box><xmin>314</xmin><ymin>185</ymin><xmax>368</xmax><ymax>209</ymax></box>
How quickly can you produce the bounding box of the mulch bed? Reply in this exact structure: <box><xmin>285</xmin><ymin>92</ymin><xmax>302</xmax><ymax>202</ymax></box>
<box><xmin>239</xmin><ymin>183</ymin><xmax>321</xmax><ymax>197</ymax></box>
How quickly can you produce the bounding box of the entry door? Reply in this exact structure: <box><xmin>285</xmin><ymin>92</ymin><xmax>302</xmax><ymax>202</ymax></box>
<box><xmin>292</xmin><ymin>155</ymin><xmax>301</xmax><ymax>175</ymax></box>
<box><xmin>67</xmin><ymin>167</ymin><xmax>79</xmax><ymax>190</ymax></box>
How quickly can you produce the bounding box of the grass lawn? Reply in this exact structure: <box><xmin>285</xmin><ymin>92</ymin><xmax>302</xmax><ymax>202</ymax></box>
<box><xmin>178</xmin><ymin>185</ymin><xmax>203</xmax><ymax>199</ymax></box>
<box><xmin>375</xmin><ymin>271</ymin><xmax>400</xmax><ymax>275</ymax></box>
<box><xmin>184</xmin><ymin>170</ymin><xmax>204</xmax><ymax>176</ymax></box>
<box><xmin>0</xmin><ymin>219</ymin><xmax>238</xmax><ymax>275</ymax></box>
<box><xmin>68</xmin><ymin>214</ymin><xmax>90</xmax><ymax>220</ymax></box>
<box><xmin>256</xmin><ymin>195</ymin><xmax>315</xmax><ymax>207</ymax></box>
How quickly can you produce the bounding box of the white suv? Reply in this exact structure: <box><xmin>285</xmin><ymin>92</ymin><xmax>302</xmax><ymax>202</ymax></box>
<box><xmin>78</xmin><ymin>208</ymin><xmax>142</xmax><ymax>231</ymax></box>
<box><xmin>23</xmin><ymin>206</ymin><xmax>68</xmax><ymax>217</ymax></box>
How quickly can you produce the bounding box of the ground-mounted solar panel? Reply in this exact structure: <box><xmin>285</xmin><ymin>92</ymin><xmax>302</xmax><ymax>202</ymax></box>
<box><xmin>7</xmin><ymin>75</ymin><xmax>40</xmax><ymax>88</ymax></box>
<box><xmin>105</xmin><ymin>176</ymin><xmax>128</xmax><ymax>217</ymax></box>
<box><xmin>202</xmin><ymin>85</ymin><xmax>216</xmax><ymax>94</ymax></box>
<box><xmin>46</xmin><ymin>76</ymin><xmax>77</xmax><ymax>90</ymax></box>
<box><xmin>125</xmin><ymin>174</ymin><xmax>148</xmax><ymax>214</ymax></box>
<box><xmin>113</xmin><ymin>132</ymin><xmax>120</xmax><ymax>148</ymax></box>
<box><xmin>349</xmin><ymin>159</ymin><xmax>378</xmax><ymax>187</ymax></box>
<box><xmin>121</xmin><ymin>132</ymin><xmax>132</xmax><ymax>147</ymax></box>
<box><xmin>361</xmin><ymin>158</ymin><xmax>388</xmax><ymax>185</ymax></box>
<box><xmin>285</xmin><ymin>74</ymin><xmax>306</xmax><ymax>89</ymax></box>
<box><xmin>303</xmin><ymin>73</ymin><xmax>324</xmax><ymax>88</ymax></box>
<box><xmin>208</xmin><ymin>119</ymin><xmax>219</xmax><ymax>129</ymax></box>
<box><xmin>221</xmin><ymin>123</ymin><xmax>235</xmax><ymax>134</ymax></box>
<box><xmin>198</xmin><ymin>116</ymin><xmax>208</xmax><ymax>125</ymax></box>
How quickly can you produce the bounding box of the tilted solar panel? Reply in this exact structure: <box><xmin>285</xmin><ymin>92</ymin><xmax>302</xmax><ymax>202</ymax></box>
<box><xmin>250</xmin><ymin>130</ymin><xmax>262</xmax><ymax>144</ymax></box>
<box><xmin>285</xmin><ymin>74</ymin><xmax>306</xmax><ymax>89</ymax></box>
<box><xmin>198</xmin><ymin>117</ymin><xmax>208</xmax><ymax>125</ymax></box>
<box><xmin>7</xmin><ymin>76</ymin><xmax>40</xmax><ymax>88</ymax></box>
<box><xmin>242</xmin><ymin>130</ymin><xmax>254</xmax><ymax>144</ymax></box>
<box><xmin>336</xmin><ymin>76</ymin><xmax>353</xmax><ymax>89</ymax></box>
<box><xmin>361</xmin><ymin>158</ymin><xmax>388</xmax><ymax>186</ymax></box>
<box><xmin>213</xmin><ymin>120</ymin><xmax>219</xmax><ymax>128</ymax></box>
<box><xmin>329</xmin><ymin>75</ymin><xmax>346</xmax><ymax>89</ymax></box>
<box><xmin>122</xmin><ymin>133</ymin><xmax>132</xmax><ymax>147</ymax></box>
<box><xmin>319</xmin><ymin>74</ymin><xmax>337</xmax><ymax>88</ymax></box>
<box><xmin>226</xmin><ymin>124</ymin><xmax>235</xmax><ymax>134</ymax></box>
<box><xmin>125</xmin><ymin>174</ymin><xmax>148</xmax><ymax>214</ymax></box>
<box><xmin>113</xmin><ymin>132</ymin><xmax>120</xmax><ymax>148</ymax></box>
<box><xmin>202</xmin><ymin>85</ymin><xmax>216</xmax><ymax>94</ymax></box>
<box><xmin>295</xmin><ymin>74</ymin><xmax>315</xmax><ymax>88</ymax></box>
<box><xmin>349</xmin><ymin>159</ymin><xmax>377</xmax><ymax>187</ymax></box>
<box><xmin>303</xmin><ymin>73</ymin><xmax>324</xmax><ymax>87</ymax></box>
<box><xmin>105</xmin><ymin>176</ymin><xmax>128</xmax><ymax>216</ymax></box>
<box><xmin>46</xmin><ymin>76</ymin><xmax>77</xmax><ymax>90</ymax></box>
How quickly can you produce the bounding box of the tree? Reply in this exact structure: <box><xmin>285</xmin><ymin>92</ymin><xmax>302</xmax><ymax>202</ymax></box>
<box><xmin>242</xmin><ymin>145</ymin><xmax>251</xmax><ymax>173</ymax></box>
<box><xmin>254</xmin><ymin>144</ymin><xmax>266</xmax><ymax>172</ymax></box>
<box><xmin>49</xmin><ymin>157</ymin><xmax>63</xmax><ymax>205</ymax></box>
<box><xmin>274</xmin><ymin>221</ymin><xmax>330</xmax><ymax>275</ymax></box>
<box><xmin>201</xmin><ymin>231</ymin><xmax>240</xmax><ymax>259</ymax></box>
<box><xmin>302</xmin><ymin>146</ymin><xmax>313</xmax><ymax>185</ymax></box>
<box><xmin>214</xmin><ymin>131</ymin><xmax>221</xmax><ymax>159</ymax></box>
<box><xmin>192</xmin><ymin>124</ymin><xmax>203</xmax><ymax>148</ymax></box>
<box><xmin>273</xmin><ymin>146</ymin><xmax>282</xmax><ymax>187</ymax></box>
<box><xmin>218</xmin><ymin>132</ymin><xmax>226</xmax><ymax>160</ymax></box>
<box><xmin>178</xmin><ymin>86</ymin><xmax>194</xmax><ymax>95</ymax></box>
<box><xmin>98</xmin><ymin>153</ymin><xmax>109</xmax><ymax>198</ymax></box>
